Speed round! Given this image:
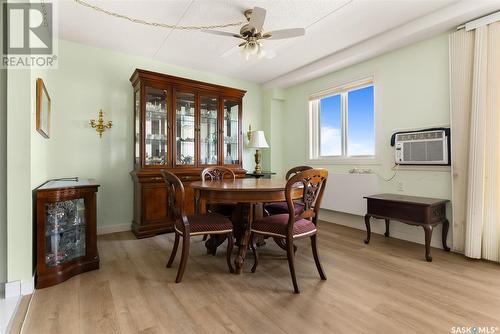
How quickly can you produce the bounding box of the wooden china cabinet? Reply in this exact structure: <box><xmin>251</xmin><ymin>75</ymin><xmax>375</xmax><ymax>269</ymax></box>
<box><xmin>130</xmin><ymin>69</ymin><xmax>246</xmax><ymax>238</ymax></box>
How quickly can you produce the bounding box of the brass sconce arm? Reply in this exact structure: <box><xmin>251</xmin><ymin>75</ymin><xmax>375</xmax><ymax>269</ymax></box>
<box><xmin>90</xmin><ymin>109</ymin><xmax>113</xmax><ymax>138</ymax></box>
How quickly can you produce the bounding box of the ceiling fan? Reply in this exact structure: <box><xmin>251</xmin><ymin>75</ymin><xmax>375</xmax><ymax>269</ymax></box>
<box><xmin>204</xmin><ymin>7</ymin><xmax>305</xmax><ymax>60</ymax></box>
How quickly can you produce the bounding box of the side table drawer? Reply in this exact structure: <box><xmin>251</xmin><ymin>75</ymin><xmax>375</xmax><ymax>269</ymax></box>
<box><xmin>367</xmin><ymin>199</ymin><xmax>426</xmax><ymax>223</ymax></box>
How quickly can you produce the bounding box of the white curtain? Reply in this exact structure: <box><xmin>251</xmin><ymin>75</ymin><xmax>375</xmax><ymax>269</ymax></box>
<box><xmin>450</xmin><ymin>22</ymin><xmax>500</xmax><ymax>262</ymax></box>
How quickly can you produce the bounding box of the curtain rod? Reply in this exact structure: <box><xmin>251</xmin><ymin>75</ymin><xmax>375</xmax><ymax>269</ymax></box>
<box><xmin>457</xmin><ymin>11</ymin><xmax>500</xmax><ymax>31</ymax></box>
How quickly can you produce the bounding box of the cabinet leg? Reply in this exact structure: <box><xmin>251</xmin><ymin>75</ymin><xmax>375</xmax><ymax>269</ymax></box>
<box><xmin>422</xmin><ymin>224</ymin><xmax>433</xmax><ymax>262</ymax></box>
<box><xmin>364</xmin><ymin>214</ymin><xmax>371</xmax><ymax>244</ymax></box>
<box><xmin>384</xmin><ymin>219</ymin><xmax>390</xmax><ymax>237</ymax></box>
<box><xmin>442</xmin><ymin>219</ymin><xmax>451</xmax><ymax>252</ymax></box>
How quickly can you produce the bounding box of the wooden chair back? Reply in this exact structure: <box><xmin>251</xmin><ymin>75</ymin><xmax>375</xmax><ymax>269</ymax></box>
<box><xmin>201</xmin><ymin>166</ymin><xmax>236</xmax><ymax>181</ymax></box>
<box><xmin>161</xmin><ymin>170</ymin><xmax>188</xmax><ymax>230</ymax></box>
<box><xmin>286</xmin><ymin>166</ymin><xmax>313</xmax><ymax>180</ymax></box>
<box><xmin>285</xmin><ymin>168</ymin><xmax>328</xmax><ymax>230</ymax></box>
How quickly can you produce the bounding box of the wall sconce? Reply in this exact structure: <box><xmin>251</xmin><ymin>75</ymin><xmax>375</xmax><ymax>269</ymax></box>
<box><xmin>90</xmin><ymin>109</ymin><xmax>112</xmax><ymax>138</ymax></box>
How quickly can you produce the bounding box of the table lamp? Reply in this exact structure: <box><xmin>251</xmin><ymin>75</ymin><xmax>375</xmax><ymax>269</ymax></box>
<box><xmin>248</xmin><ymin>130</ymin><xmax>269</xmax><ymax>174</ymax></box>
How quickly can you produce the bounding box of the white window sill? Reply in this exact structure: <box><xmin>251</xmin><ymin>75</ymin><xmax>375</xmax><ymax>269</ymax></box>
<box><xmin>307</xmin><ymin>157</ymin><xmax>381</xmax><ymax>165</ymax></box>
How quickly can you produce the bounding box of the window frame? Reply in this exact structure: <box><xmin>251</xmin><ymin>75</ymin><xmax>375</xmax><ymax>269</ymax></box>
<box><xmin>308</xmin><ymin>77</ymin><xmax>378</xmax><ymax>164</ymax></box>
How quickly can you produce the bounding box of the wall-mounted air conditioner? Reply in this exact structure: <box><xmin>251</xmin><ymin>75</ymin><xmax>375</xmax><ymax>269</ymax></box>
<box><xmin>391</xmin><ymin>128</ymin><xmax>450</xmax><ymax>165</ymax></box>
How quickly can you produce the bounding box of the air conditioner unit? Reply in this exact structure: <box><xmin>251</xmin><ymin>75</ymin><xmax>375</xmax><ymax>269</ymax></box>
<box><xmin>394</xmin><ymin>129</ymin><xmax>450</xmax><ymax>165</ymax></box>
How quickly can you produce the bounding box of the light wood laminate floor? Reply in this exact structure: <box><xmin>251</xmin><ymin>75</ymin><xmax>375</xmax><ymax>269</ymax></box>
<box><xmin>18</xmin><ymin>223</ymin><xmax>500</xmax><ymax>334</ymax></box>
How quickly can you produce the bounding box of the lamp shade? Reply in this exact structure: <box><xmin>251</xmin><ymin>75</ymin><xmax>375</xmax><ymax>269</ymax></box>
<box><xmin>248</xmin><ymin>130</ymin><xmax>269</xmax><ymax>149</ymax></box>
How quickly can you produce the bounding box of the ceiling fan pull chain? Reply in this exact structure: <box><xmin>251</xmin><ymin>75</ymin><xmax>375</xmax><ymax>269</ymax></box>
<box><xmin>73</xmin><ymin>0</ymin><xmax>244</xmax><ymax>30</ymax></box>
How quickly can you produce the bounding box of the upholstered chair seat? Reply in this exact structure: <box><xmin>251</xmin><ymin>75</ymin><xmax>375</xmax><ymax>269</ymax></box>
<box><xmin>252</xmin><ymin>214</ymin><xmax>317</xmax><ymax>239</ymax></box>
<box><xmin>264</xmin><ymin>166</ymin><xmax>312</xmax><ymax>216</ymax></box>
<box><xmin>174</xmin><ymin>213</ymin><xmax>233</xmax><ymax>236</ymax></box>
<box><xmin>265</xmin><ymin>202</ymin><xmax>305</xmax><ymax>216</ymax></box>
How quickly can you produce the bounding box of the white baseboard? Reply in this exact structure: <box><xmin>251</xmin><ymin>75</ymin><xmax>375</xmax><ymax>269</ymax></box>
<box><xmin>319</xmin><ymin>209</ymin><xmax>453</xmax><ymax>250</ymax></box>
<box><xmin>0</xmin><ymin>294</ymin><xmax>20</xmax><ymax>334</ymax></box>
<box><xmin>5</xmin><ymin>277</ymin><xmax>34</xmax><ymax>299</ymax></box>
<box><xmin>97</xmin><ymin>223</ymin><xmax>130</xmax><ymax>235</ymax></box>
<box><xmin>4</xmin><ymin>281</ymin><xmax>19</xmax><ymax>299</ymax></box>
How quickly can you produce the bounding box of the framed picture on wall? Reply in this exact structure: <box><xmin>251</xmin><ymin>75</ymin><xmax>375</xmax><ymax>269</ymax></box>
<box><xmin>36</xmin><ymin>78</ymin><xmax>51</xmax><ymax>138</ymax></box>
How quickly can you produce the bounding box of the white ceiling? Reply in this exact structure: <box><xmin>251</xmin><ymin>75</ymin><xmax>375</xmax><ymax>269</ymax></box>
<box><xmin>58</xmin><ymin>0</ymin><xmax>500</xmax><ymax>86</ymax></box>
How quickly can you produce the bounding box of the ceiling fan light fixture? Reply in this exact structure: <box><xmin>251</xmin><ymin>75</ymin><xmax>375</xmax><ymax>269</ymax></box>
<box><xmin>240</xmin><ymin>41</ymin><xmax>260</xmax><ymax>60</ymax></box>
<box><xmin>257</xmin><ymin>43</ymin><xmax>266</xmax><ymax>59</ymax></box>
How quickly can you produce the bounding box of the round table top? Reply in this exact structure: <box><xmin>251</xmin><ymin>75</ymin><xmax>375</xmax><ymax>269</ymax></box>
<box><xmin>191</xmin><ymin>178</ymin><xmax>290</xmax><ymax>192</ymax></box>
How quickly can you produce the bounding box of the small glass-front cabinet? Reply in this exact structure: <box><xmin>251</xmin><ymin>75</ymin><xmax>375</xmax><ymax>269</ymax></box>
<box><xmin>130</xmin><ymin>69</ymin><xmax>246</xmax><ymax>238</ymax></box>
<box><xmin>35</xmin><ymin>178</ymin><xmax>100</xmax><ymax>288</ymax></box>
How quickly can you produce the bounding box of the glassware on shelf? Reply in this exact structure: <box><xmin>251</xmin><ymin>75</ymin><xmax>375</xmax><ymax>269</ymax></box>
<box><xmin>223</xmin><ymin>100</ymin><xmax>240</xmax><ymax>165</ymax></box>
<box><xmin>176</xmin><ymin>91</ymin><xmax>195</xmax><ymax>165</ymax></box>
<box><xmin>145</xmin><ymin>87</ymin><xmax>168</xmax><ymax>166</ymax></box>
<box><xmin>200</xmin><ymin>96</ymin><xmax>218</xmax><ymax>165</ymax></box>
<box><xmin>44</xmin><ymin>198</ymin><xmax>87</xmax><ymax>267</ymax></box>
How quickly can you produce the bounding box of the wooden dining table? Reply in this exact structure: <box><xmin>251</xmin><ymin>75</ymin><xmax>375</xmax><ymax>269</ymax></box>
<box><xmin>191</xmin><ymin>178</ymin><xmax>302</xmax><ymax>274</ymax></box>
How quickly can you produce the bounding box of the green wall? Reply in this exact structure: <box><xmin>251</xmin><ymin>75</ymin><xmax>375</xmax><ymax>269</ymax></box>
<box><xmin>277</xmin><ymin>34</ymin><xmax>452</xmax><ymax>248</ymax></box>
<box><xmin>7</xmin><ymin>68</ymin><xmax>33</xmax><ymax>282</ymax></box>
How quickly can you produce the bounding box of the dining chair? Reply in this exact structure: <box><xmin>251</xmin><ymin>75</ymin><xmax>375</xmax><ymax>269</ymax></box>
<box><xmin>265</xmin><ymin>166</ymin><xmax>313</xmax><ymax>216</ymax></box>
<box><xmin>250</xmin><ymin>168</ymin><xmax>328</xmax><ymax>293</ymax></box>
<box><xmin>200</xmin><ymin>166</ymin><xmax>237</xmax><ymax>248</ymax></box>
<box><xmin>201</xmin><ymin>166</ymin><xmax>237</xmax><ymax>218</ymax></box>
<box><xmin>162</xmin><ymin>170</ymin><xmax>234</xmax><ymax>283</ymax></box>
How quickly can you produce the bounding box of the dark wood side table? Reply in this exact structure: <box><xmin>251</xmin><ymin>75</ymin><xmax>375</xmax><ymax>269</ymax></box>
<box><xmin>363</xmin><ymin>194</ymin><xmax>450</xmax><ymax>262</ymax></box>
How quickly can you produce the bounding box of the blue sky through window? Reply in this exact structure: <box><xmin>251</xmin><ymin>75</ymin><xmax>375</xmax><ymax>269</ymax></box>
<box><xmin>320</xmin><ymin>94</ymin><xmax>341</xmax><ymax>156</ymax></box>
<box><xmin>318</xmin><ymin>85</ymin><xmax>374</xmax><ymax>157</ymax></box>
<box><xmin>348</xmin><ymin>86</ymin><xmax>374</xmax><ymax>155</ymax></box>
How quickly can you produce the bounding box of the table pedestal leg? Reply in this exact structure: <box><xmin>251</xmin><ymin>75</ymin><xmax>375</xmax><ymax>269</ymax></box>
<box><xmin>234</xmin><ymin>203</ymin><xmax>253</xmax><ymax>274</ymax></box>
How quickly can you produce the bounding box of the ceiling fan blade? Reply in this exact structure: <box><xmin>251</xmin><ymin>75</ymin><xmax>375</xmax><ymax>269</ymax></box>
<box><xmin>203</xmin><ymin>30</ymin><xmax>243</xmax><ymax>39</ymax></box>
<box><xmin>248</xmin><ymin>7</ymin><xmax>266</xmax><ymax>32</ymax></box>
<box><xmin>265</xmin><ymin>28</ymin><xmax>305</xmax><ymax>40</ymax></box>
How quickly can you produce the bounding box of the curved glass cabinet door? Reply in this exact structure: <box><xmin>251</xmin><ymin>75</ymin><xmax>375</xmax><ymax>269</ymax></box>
<box><xmin>45</xmin><ymin>198</ymin><xmax>86</xmax><ymax>267</ymax></box>
<box><xmin>175</xmin><ymin>91</ymin><xmax>195</xmax><ymax>166</ymax></box>
<box><xmin>145</xmin><ymin>87</ymin><xmax>168</xmax><ymax>166</ymax></box>
<box><xmin>199</xmin><ymin>96</ymin><xmax>218</xmax><ymax>165</ymax></box>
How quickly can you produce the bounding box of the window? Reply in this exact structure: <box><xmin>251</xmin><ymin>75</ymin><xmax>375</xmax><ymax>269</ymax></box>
<box><xmin>309</xmin><ymin>79</ymin><xmax>375</xmax><ymax>160</ymax></box>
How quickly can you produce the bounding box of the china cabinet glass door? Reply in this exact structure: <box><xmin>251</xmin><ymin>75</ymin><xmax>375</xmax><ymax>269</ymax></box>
<box><xmin>223</xmin><ymin>99</ymin><xmax>240</xmax><ymax>165</ymax></box>
<box><xmin>134</xmin><ymin>89</ymin><xmax>140</xmax><ymax>165</ymax></box>
<box><xmin>199</xmin><ymin>96</ymin><xmax>218</xmax><ymax>165</ymax></box>
<box><xmin>175</xmin><ymin>91</ymin><xmax>196</xmax><ymax>166</ymax></box>
<box><xmin>145</xmin><ymin>87</ymin><xmax>168</xmax><ymax>166</ymax></box>
<box><xmin>45</xmin><ymin>198</ymin><xmax>86</xmax><ymax>267</ymax></box>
